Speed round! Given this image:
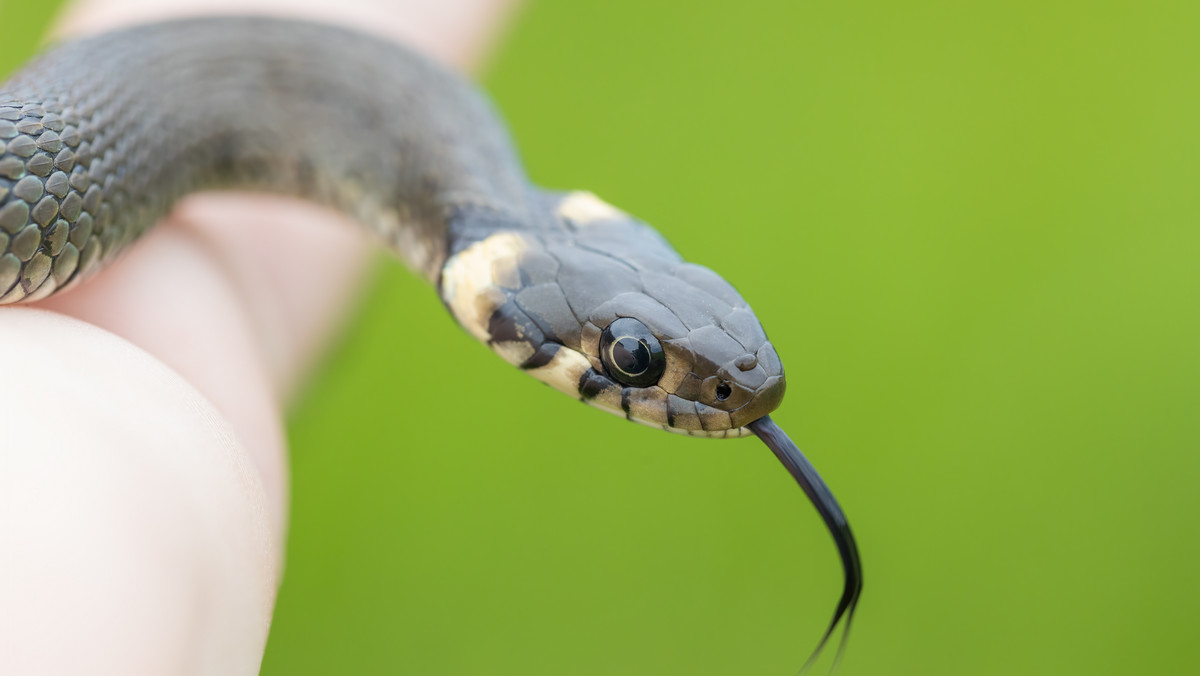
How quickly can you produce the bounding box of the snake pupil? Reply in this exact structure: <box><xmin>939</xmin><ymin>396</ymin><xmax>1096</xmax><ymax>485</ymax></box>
<box><xmin>599</xmin><ymin>318</ymin><xmax>666</xmax><ymax>388</ymax></box>
<box><xmin>612</xmin><ymin>337</ymin><xmax>650</xmax><ymax>376</ymax></box>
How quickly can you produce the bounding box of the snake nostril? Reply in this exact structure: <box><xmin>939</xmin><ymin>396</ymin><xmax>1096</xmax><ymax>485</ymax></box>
<box><xmin>734</xmin><ymin>354</ymin><xmax>757</xmax><ymax>372</ymax></box>
<box><xmin>715</xmin><ymin>382</ymin><xmax>732</xmax><ymax>401</ymax></box>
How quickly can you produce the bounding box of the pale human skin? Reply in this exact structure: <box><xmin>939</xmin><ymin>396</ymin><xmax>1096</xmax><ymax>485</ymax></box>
<box><xmin>0</xmin><ymin>1</ymin><xmax>518</xmax><ymax>673</ymax></box>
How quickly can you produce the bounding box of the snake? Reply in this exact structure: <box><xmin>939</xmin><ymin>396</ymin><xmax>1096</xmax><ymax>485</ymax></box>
<box><xmin>0</xmin><ymin>16</ymin><xmax>862</xmax><ymax>671</ymax></box>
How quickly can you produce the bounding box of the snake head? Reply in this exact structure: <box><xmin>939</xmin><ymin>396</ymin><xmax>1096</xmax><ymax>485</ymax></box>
<box><xmin>441</xmin><ymin>191</ymin><xmax>784</xmax><ymax>437</ymax></box>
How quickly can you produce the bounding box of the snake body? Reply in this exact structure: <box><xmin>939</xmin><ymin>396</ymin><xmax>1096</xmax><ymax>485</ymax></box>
<box><xmin>0</xmin><ymin>16</ymin><xmax>859</xmax><ymax>668</ymax></box>
<box><xmin>0</xmin><ymin>17</ymin><xmax>782</xmax><ymax>436</ymax></box>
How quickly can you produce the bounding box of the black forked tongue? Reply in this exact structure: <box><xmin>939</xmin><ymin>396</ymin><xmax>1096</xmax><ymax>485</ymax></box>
<box><xmin>747</xmin><ymin>415</ymin><xmax>862</xmax><ymax>675</ymax></box>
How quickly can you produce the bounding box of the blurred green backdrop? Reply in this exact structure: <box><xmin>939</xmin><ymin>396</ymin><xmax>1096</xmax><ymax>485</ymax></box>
<box><xmin>4</xmin><ymin>1</ymin><xmax>1199</xmax><ymax>674</ymax></box>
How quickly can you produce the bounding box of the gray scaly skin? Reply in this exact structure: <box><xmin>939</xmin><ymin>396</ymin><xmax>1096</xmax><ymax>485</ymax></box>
<box><xmin>0</xmin><ymin>17</ymin><xmax>861</xmax><ymax>669</ymax></box>
<box><xmin>0</xmin><ymin>16</ymin><xmax>784</xmax><ymax>436</ymax></box>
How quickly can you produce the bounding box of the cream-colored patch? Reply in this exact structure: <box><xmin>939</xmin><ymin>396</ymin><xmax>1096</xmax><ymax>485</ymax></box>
<box><xmin>441</xmin><ymin>231</ymin><xmax>529</xmax><ymax>342</ymax></box>
<box><xmin>668</xmin><ymin>423</ymin><xmax>752</xmax><ymax>438</ymax></box>
<box><xmin>562</xmin><ymin>375</ymin><xmax>752</xmax><ymax>438</ymax></box>
<box><xmin>492</xmin><ymin>340</ymin><xmax>535</xmax><ymax>367</ymax></box>
<box><xmin>620</xmin><ymin>413</ymin><xmax>751</xmax><ymax>438</ymax></box>
<box><xmin>586</xmin><ymin>382</ymin><xmax>624</xmax><ymax>414</ymax></box>
<box><xmin>624</xmin><ymin>386</ymin><xmax>669</xmax><ymax>427</ymax></box>
<box><xmin>490</xmin><ymin>256</ymin><xmax>521</xmax><ymax>289</ymax></box>
<box><xmin>527</xmin><ymin>346</ymin><xmax>591</xmax><ymax>398</ymax></box>
<box><xmin>556</xmin><ymin>191</ymin><xmax>626</xmax><ymax>225</ymax></box>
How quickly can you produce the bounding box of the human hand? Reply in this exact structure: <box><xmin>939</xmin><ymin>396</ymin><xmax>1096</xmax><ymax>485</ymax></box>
<box><xmin>0</xmin><ymin>1</ymin><xmax>516</xmax><ymax>673</ymax></box>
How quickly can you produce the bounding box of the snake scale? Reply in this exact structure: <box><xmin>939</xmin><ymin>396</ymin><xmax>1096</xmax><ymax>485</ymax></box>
<box><xmin>0</xmin><ymin>17</ymin><xmax>861</xmax><ymax>671</ymax></box>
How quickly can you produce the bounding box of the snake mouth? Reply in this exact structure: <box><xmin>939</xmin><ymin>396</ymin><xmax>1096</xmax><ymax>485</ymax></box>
<box><xmin>748</xmin><ymin>415</ymin><xmax>861</xmax><ymax>672</ymax></box>
<box><xmin>727</xmin><ymin>375</ymin><xmax>786</xmax><ymax>428</ymax></box>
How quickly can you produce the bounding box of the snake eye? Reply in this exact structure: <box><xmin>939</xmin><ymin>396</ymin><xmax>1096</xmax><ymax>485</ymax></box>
<box><xmin>599</xmin><ymin>317</ymin><xmax>665</xmax><ymax>387</ymax></box>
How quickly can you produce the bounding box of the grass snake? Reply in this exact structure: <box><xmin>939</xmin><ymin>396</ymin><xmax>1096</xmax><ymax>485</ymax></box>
<box><xmin>0</xmin><ymin>16</ymin><xmax>861</xmax><ymax>671</ymax></box>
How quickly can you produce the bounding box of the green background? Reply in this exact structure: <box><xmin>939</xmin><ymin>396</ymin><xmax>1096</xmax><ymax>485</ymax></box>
<box><xmin>4</xmin><ymin>1</ymin><xmax>1198</xmax><ymax>674</ymax></box>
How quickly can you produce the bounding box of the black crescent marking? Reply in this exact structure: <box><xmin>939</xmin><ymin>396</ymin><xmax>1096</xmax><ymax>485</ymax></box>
<box><xmin>520</xmin><ymin>343</ymin><xmax>558</xmax><ymax>370</ymax></box>
<box><xmin>578</xmin><ymin>369</ymin><xmax>608</xmax><ymax>401</ymax></box>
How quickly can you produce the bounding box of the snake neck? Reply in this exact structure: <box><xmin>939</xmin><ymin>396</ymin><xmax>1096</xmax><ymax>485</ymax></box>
<box><xmin>0</xmin><ymin>17</ymin><xmax>532</xmax><ymax>301</ymax></box>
